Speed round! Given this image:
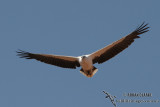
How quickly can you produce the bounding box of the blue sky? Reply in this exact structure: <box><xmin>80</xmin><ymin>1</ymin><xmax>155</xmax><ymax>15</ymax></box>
<box><xmin>0</xmin><ymin>0</ymin><xmax>160</xmax><ymax>107</ymax></box>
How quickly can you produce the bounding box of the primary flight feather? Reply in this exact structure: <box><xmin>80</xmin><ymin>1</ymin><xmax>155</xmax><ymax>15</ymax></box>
<box><xmin>17</xmin><ymin>22</ymin><xmax>149</xmax><ymax>77</ymax></box>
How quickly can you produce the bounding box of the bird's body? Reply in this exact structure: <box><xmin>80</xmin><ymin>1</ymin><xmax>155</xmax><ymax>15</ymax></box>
<box><xmin>17</xmin><ymin>22</ymin><xmax>149</xmax><ymax>77</ymax></box>
<box><xmin>79</xmin><ymin>56</ymin><xmax>92</xmax><ymax>70</ymax></box>
<box><xmin>79</xmin><ymin>56</ymin><xmax>98</xmax><ymax>77</ymax></box>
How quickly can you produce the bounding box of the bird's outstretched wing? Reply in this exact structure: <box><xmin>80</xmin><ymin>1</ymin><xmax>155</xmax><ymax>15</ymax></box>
<box><xmin>90</xmin><ymin>22</ymin><xmax>149</xmax><ymax>64</ymax></box>
<box><xmin>16</xmin><ymin>50</ymin><xmax>80</xmax><ymax>69</ymax></box>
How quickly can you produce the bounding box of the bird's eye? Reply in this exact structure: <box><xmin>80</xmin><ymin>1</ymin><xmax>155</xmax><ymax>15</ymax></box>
<box><xmin>81</xmin><ymin>56</ymin><xmax>85</xmax><ymax>58</ymax></box>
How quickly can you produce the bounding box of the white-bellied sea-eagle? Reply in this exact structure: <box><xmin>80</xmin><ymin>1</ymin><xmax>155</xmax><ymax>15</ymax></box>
<box><xmin>17</xmin><ymin>22</ymin><xmax>149</xmax><ymax>77</ymax></box>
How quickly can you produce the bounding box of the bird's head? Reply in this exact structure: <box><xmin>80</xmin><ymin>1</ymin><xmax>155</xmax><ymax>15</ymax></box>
<box><xmin>81</xmin><ymin>56</ymin><xmax>87</xmax><ymax>59</ymax></box>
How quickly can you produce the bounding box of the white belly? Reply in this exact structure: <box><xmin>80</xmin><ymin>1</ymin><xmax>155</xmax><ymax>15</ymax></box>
<box><xmin>80</xmin><ymin>57</ymin><xmax>93</xmax><ymax>70</ymax></box>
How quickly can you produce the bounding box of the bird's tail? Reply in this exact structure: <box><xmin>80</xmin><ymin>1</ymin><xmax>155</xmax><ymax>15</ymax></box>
<box><xmin>80</xmin><ymin>66</ymin><xmax>98</xmax><ymax>77</ymax></box>
<box><xmin>92</xmin><ymin>66</ymin><xmax>98</xmax><ymax>76</ymax></box>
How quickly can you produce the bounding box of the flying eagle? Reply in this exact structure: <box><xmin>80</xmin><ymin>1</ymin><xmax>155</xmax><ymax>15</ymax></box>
<box><xmin>17</xmin><ymin>22</ymin><xmax>149</xmax><ymax>77</ymax></box>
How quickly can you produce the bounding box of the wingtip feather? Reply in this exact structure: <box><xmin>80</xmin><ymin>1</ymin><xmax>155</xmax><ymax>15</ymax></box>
<box><xmin>134</xmin><ymin>22</ymin><xmax>150</xmax><ymax>35</ymax></box>
<box><xmin>16</xmin><ymin>49</ymin><xmax>31</xmax><ymax>59</ymax></box>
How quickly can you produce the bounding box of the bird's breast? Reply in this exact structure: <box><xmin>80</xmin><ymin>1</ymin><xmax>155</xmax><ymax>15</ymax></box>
<box><xmin>80</xmin><ymin>57</ymin><xmax>93</xmax><ymax>70</ymax></box>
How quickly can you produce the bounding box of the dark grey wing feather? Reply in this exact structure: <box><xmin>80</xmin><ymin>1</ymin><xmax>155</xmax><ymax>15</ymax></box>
<box><xmin>91</xmin><ymin>22</ymin><xmax>149</xmax><ymax>64</ymax></box>
<box><xmin>17</xmin><ymin>50</ymin><xmax>80</xmax><ymax>69</ymax></box>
